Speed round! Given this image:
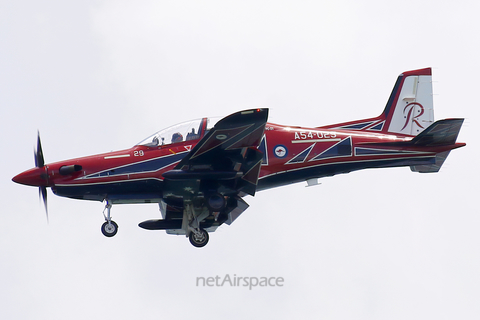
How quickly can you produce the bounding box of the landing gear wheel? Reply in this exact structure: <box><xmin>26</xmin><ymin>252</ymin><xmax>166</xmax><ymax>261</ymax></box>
<box><xmin>101</xmin><ymin>221</ymin><xmax>118</xmax><ymax>237</ymax></box>
<box><xmin>189</xmin><ymin>229</ymin><xmax>209</xmax><ymax>248</ymax></box>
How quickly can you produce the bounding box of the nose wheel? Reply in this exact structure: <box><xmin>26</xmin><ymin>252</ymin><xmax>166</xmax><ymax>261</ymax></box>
<box><xmin>101</xmin><ymin>220</ymin><xmax>118</xmax><ymax>237</ymax></box>
<box><xmin>101</xmin><ymin>200</ymin><xmax>118</xmax><ymax>237</ymax></box>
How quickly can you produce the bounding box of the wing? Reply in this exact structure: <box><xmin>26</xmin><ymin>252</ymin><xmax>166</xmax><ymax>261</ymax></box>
<box><xmin>163</xmin><ymin>108</ymin><xmax>269</xmax><ymax>197</ymax></box>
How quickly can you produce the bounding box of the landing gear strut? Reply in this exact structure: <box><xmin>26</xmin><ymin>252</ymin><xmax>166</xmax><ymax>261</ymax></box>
<box><xmin>183</xmin><ymin>200</ymin><xmax>210</xmax><ymax>248</ymax></box>
<box><xmin>101</xmin><ymin>200</ymin><xmax>118</xmax><ymax>237</ymax></box>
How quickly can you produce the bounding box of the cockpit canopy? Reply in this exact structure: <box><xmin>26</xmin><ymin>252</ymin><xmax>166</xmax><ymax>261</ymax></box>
<box><xmin>136</xmin><ymin>117</ymin><xmax>221</xmax><ymax>147</ymax></box>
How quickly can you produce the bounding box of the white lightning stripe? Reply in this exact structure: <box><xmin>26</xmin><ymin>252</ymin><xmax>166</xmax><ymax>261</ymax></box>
<box><xmin>353</xmin><ymin>147</ymin><xmax>428</xmax><ymax>156</ymax></box>
<box><xmin>291</xmin><ymin>139</ymin><xmax>341</xmax><ymax>144</ymax></box>
<box><xmin>104</xmin><ymin>154</ymin><xmax>131</xmax><ymax>159</ymax></box>
<box><xmin>56</xmin><ymin>177</ymin><xmax>164</xmax><ymax>187</ymax></box>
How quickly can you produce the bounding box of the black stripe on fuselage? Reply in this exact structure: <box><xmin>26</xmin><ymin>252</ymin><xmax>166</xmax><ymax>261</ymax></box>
<box><xmin>257</xmin><ymin>155</ymin><xmax>435</xmax><ymax>191</ymax></box>
<box><xmin>52</xmin><ymin>178</ymin><xmax>164</xmax><ymax>202</ymax></box>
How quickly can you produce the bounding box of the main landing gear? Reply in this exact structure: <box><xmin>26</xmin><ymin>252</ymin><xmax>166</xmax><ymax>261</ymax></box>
<box><xmin>189</xmin><ymin>228</ymin><xmax>209</xmax><ymax>247</ymax></box>
<box><xmin>184</xmin><ymin>200</ymin><xmax>210</xmax><ymax>248</ymax></box>
<box><xmin>101</xmin><ymin>200</ymin><xmax>118</xmax><ymax>237</ymax></box>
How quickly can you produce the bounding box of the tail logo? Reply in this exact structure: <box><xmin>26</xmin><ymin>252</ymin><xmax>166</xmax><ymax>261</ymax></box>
<box><xmin>401</xmin><ymin>102</ymin><xmax>424</xmax><ymax>131</ymax></box>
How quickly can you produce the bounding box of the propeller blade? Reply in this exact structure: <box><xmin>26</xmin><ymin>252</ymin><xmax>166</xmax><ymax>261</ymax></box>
<box><xmin>39</xmin><ymin>186</ymin><xmax>48</xmax><ymax>223</ymax></box>
<box><xmin>35</xmin><ymin>131</ymin><xmax>45</xmax><ymax>168</ymax></box>
<box><xmin>31</xmin><ymin>132</ymin><xmax>49</xmax><ymax>222</ymax></box>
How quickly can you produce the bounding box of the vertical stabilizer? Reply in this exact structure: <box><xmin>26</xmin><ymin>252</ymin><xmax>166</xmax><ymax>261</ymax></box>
<box><xmin>320</xmin><ymin>68</ymin><xmax>435</xmax><ymax>137</ymax></box>
<box><xmin>384</xmin><ymin>68</ymin><xmax>434</xmax><ymax>136</ymax></box>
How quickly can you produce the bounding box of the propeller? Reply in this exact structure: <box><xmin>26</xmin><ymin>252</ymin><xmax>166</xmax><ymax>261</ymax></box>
<box><xmin>39</xmin><ymin>186</ymin><xmax>48</xmax><ymax>222</ymax></box>
<box><xmin>35</xmin><ymin>131</ymin><xmax>48</xmax><ymax>222</ymax></box>
<box><xmin>35</xmin><ymin>131</ymin><xmax>44</xmax><ymax>168</ymax></box>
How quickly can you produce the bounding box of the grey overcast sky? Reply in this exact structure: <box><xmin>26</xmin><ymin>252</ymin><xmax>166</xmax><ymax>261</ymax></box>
<box><xmin>1</xmin><ymin>1</ymin><xmax>478</xmax><ymax>319</ymax></box>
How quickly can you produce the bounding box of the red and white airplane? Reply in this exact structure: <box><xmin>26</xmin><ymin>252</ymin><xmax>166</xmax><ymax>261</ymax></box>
<box><xmin>13</xmin><ymin>68</ymin><xmax>465</xmax><ymax>247</ymax></box>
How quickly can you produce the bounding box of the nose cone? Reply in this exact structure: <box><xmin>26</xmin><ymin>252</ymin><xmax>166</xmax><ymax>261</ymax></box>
<box><xmin>12</xmin><ymin>167</ymin><xmax>48</xmax><ymax>186</ymax></box>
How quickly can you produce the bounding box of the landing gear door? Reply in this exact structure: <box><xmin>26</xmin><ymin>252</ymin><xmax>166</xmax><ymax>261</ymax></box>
<box><xmin>225</xmin><ymin>196</ymin><xmax>249</xmax><ymax>225</ymax></box>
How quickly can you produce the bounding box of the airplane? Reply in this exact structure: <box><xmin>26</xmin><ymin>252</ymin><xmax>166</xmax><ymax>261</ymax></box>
<box><xmin>12</xmin><ymin>67</ymin><xmax>465</xmax><ymax>247</ymax></box>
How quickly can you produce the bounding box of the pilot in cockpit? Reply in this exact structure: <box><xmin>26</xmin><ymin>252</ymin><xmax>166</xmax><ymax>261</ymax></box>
<box><xmin>171</xmin><ymin>132</ymin><xmax>183</xmax><ymax>143</ymax></box>
<box><xmin>186</xmin><ymin>128</ymin><xmax>197</xmax><ymax>141</ymax></box>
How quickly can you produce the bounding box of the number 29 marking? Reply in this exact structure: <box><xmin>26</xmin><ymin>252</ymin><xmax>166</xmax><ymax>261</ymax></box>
<box><xmin>134</xmin><ymin>150</ymin><xmax>144</xmax><ymax>157</ymax></box>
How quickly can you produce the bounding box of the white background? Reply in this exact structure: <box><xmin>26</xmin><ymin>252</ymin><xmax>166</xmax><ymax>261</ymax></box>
<box><xmin>1</xmin><ymin>1</ymin><xmax>478</xmax><ymax>319</ymax></box>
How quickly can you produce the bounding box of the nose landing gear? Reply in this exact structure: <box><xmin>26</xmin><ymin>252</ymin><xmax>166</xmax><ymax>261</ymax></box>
<box><xmin>101</xmin><ymin>200</ymin><xmax>118</xmax><ymax>237</ymax></box>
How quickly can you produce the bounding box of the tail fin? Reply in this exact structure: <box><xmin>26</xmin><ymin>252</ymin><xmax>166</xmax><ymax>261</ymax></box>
<box><xmin>382</xmin><ymin>68</ymin><xmax>434</xmax><ymax>135</ymax></box>
<box><xmin>322</xmin><ymin>68</ymin><xmax>435</xmax><ymax>136</ymax></box>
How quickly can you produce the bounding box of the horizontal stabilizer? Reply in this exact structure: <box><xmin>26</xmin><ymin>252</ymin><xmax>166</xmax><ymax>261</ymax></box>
<box><xmin>408</xmin><ymin>119</ymin><xmax>465</xmax><ymax>173</ymax></box>
<box><xmin>410</xmin><ymin>118</ymin><xmax>464</xmax><ymax>147</ymax></box>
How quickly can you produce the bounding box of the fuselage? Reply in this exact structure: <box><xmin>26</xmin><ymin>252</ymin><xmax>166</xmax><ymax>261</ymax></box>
<box><xmin>12</xmin><ymin>121</ymin><xmax>463</xmax><ymax>204</ymax></box>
